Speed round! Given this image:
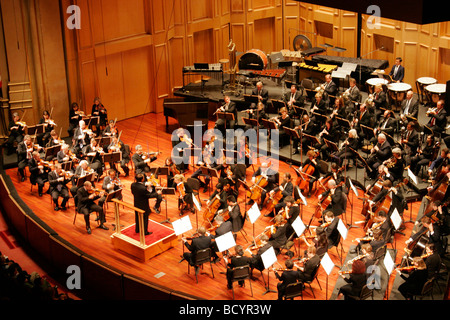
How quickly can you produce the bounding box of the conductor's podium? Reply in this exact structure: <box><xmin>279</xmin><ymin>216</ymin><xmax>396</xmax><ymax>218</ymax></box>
<box><xmin>110</xmin><ymin>199</ymin><xmax>178</xmax><ymax>261</ymax></box>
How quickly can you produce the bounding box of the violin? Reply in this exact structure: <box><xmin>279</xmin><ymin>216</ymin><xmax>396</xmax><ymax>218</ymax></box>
<box><xmin>395</xmin><ymin>265</ymin><xmax>419</xmax><ymax>272</ymax></box>
<box><xmin>88</xmin><ymin>188</ymin><xmax>103</xmax><ymax>196</ymax></box>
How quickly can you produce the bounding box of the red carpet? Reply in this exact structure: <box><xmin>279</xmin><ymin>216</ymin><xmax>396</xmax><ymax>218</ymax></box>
<box><xmin>121</xmin><ymin>219</ymin><xmax>176</xmax><ymax>245</ymax></box>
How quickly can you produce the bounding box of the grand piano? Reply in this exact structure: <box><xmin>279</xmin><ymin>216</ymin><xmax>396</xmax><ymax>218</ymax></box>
<box><xmin>163</xmin><ymin>98</ymin><xmax>210</xmax><ymax>136</ymax></box>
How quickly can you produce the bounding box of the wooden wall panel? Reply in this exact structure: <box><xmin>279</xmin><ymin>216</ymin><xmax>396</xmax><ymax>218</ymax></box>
<box><xmin>154</xmin><ymin>44</ymin><xmax>170</xmax><ymax>101</ymax></box>
<box><xmin>80</xmin><ymin>61</ymin><xmax>97</xmax><ymax>113</ymax></box>
<box><xmin>168</xmin><ymin>37</ymin><xmax>186</xmax><ymax>88</ymax></box>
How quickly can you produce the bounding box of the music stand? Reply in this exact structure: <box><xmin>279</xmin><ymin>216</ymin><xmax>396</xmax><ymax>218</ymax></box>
<box><xmin>243</xmin><ymin>94</ymin><xmax>259</xmax><ymax>106</ymax></box>
<box><xmin>324</xmin><ymin>139</ymin><xmax>339</xmax><ymax>154</ymax></box>
<box><xmin>311</xmin><ymin>112</ymin><xmax>327</xmax><ymax>125</ymax></box>
<box><xmin>27</xmin><ymin>124</ymin><xmax>45</xmax><ymax>139</ymax></box>
<box><xmin>61</xmin><ymin>161</ymin><xmax>73</xmax><ymax>172</ymax></box>
<box><xmin>200</xmin><ymin>166</ymin><xmax>219</xmax><ymax>193</ymax></box>
<box><xmin>242</xmin><ymin>117</ymin><xmax>258</xmax><ymax>128</ymax></box>
<box><xmin>216</xmin><ymin>112</ymin><xmax>235</xmax><ymax>132</ymax></box>
<box><xmin>335</xmin><ymin>116</ymin><xmax>351</xmax><ymax>132</ymax></box>
<box><xmin>283</xmin><ymin>127</ymin><xmax>300</xmax><ymax>163</ymax></box>
<box><xmin>260</xmin><ymin>119</ymin><xmax>277</xmax><ymax>154</ymax></box>
<box><xmin>44</xmin><ymin>145</ymin><xmax>61</xmax><ymax>161</ymax></box>
<box><xmin>271</xmin><ymin>99</ymin><xmax>286</xmax><ymax>112</ymax></box>
<box><xmin>102</xmin><ymin>152</ymin><xmax>122</xmax><ymax>167</ymax></box>
<box><xmin>76</xmin><ymin>172</ymin><xmax>95</xmax><ymax>188</ymax></box>
<box><xmin>86</xmin><ymin>116</ymin><xmax>99</xmax><ymax>129</ymax></box>
<box><xmin>96</xmin><ymin>136</ymin><xmax>112</xmax><ymax>149</ymax></box>
<box><xmin>183</xmin><ymin>147</ymin><xmax>202</xmax><ymax>170</ymax></box>
<box><xmin>160</xmin><ymin>187</ymin><xmax>176</xmax><ymax>224</ymax></box>
<box><xmin>302</xmin><ymin>132</ymin><xmax>320</xmax><ymax>149</ymax></box>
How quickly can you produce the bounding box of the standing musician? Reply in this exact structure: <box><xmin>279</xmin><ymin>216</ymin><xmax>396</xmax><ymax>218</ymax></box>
<box><xmin>272</xmin><ymin>259</ymin><xmax>301</xmax><ymax>300</ymax></box>
<box><xmin>107</xmin><ymin>136</ymin><xmax>130</xmax><ymax>177</ymax></box>
<box><xmin>225</xmin><ymin>245</ymin><xmax>254</xmax><ymax>290</ymax></box>
<box><xmin>47</xmin><ymin>163</ymin><xmax>71</xmax><ymax>211</ymax></box>
<box><xmin>132</xmin><ymin>145</ymin><xmax>158</xmax><ymax>175</ymax></box>
<box><xmin>131</xmin><ymin>173</ymin><xmax>161</xmax><ymax>235</ymax></box>
<box><xmin>297</xmin><ymin>149</ymin><xmax>320</xmax><ymax>198</ymax></box>
<box><xmin>366</xmin><ymin>133</ymin><xmax>392</xmax><ymax>180</ymax></box>
<box><xmin>214</xmin><ymin>95</ymin><xmax>237</xmax><ymax>132</ymax></box>
<box><xmin>251</xmin><ymin>81</ymin><xmax>269</xmax><ymax>111</ymax></box>
<box><xmin>343</xmin><ymin>78</ymin><xmax>360</xmax><ymax>114</ymax></box>
<box><xmin>250</xmin><ymin>162</ymin><xmax>279</xmax><ymax>210</ymax></box>
<box><xmin>265</xmin><ymin>172</ymin><xmax>293</xmax><ymax>218</ymax></box>
<box><xmin>76</xmin><ymin>181</ymin><xmax>109</xmax><ymax>234</ymax></box>
<box><xmin>68</xmin><ymin>102</ymin><xmax>83</xmax><ymax>137</ymax></box>
<box><xmin>396</xmin><ymin>257</ymin><xmax>428</xmax><ymax>300</ymax></box>
<box><xmin>180</xmin><ymin>226</ymin><xmax>213</xmax><ymax>276</ymax></box>
<box><xmin>37</xmin><ymin>110</ymin><xmax>56</xmax><ymax>147</ymax></box>
<box><xmin>28</xmin><ymin>151</ymin><xmax>51</xmax><ymax>197</ymax></box>
<box><xmin>16</xmin><ymin>135</ymin><xmax>33</xmax><ymax>182</ymax></box>
<box><xmin>83</xmin><ymin>138</ymin><xmax>104</xmax><ymax>177</ymax></box>
<box><xmin>91</xmin><ymin>97</ymin><xmax>108</xmax><ymax>134</ymax></box>
<box><xmin>174</xmin><ymin>174</ymin><xmax>194</xmax><ymax>215</ymax></box>
<box><xmin>318</xmin><ymin>179</ymin><xmax>346</xmax><ymax>217</ymax></box>
<box><xmin>5</xmin><ymin>112</ymin><xmax>26</xmax><ymax>155</ymax></box>
<box><xmin>389</xmin><ymin>57</ymin><xmax>405</xmax><ymax>83</ymax></box>
<box><xmin>336</xmin><ymin>259</ymin><xmax>367</xmax><ymax>300</ymax></box>
<box><xmin>426</xmin><ymin>100</ymin><xmax>447</xmax><ymax>135</ymax></box>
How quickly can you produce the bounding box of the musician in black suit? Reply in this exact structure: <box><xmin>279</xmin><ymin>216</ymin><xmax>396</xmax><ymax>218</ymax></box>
<box><xmin>369</xmin><ymin>179</ymin><xmax>406</xmax><ymax>219</ymax></box>
<box><xmin>389</xmin><ymin>57</ymin><xmax>405</xmax><ymax>83</ymax></box>
<box><xmin>333</xmin><ymin>129</ymin><xmax>360</xmax><ymax>167</ymax></box>
<box><xmin>366</xmin><ymin>133</ymin><xmax>392</xmax><ymax>179</ymax></box>
<box><xmin>410</xmin><ymin>134</ymin><xmax>436</xmax><ymax>176</ymax></box>
<box><xmin>226</xmin><ymin>245</ymin><xmax>254</xmax><ymax>289</ymax></box>
<box><xmin>282</xmin><ymin>196</ymin><xmax>300</xmax><ymax>241</ymax></box>
<box><xmin>423</xmin><ymin>244</ymin><xmax>441</xmax><ymax>279</ymax></box>
<box><xmin>107</xmin><ymin>136</ymin><xmax>130</xmax><ymax>177</ymax></box>
<box><xmin>4</xmin><ymin>112</ymin><xmax>26</xmax><ymax>155</ymax></box>
<box><xmin>174</xmin><ymin>174</ymin><xmax>194</xmax><ymax>214</ymax></box>
<box><xmin>68</xmin><ymin>102</ymin><xmax>83</xmax><ymax>138</ymax></box>
<box><xmin>251</xmin><ymin>81</ymin><xmax>269</xmax><ymax>110</ymax></box>
<box><xmin>343</xmin><ymin>78</ymin><xmax>360</xmax><ymax>113</ymax></box>
<box><xmin>372</xmin><ymin>109</ymin><xmax>396</xmax><ymax>141</ymax></box>
<box><xmin>283</xmin><ymin>84</ymin><xmax>305</xmax><ymax>117</ymax></box>
<box><xmin>353</xmin><ymin>103</ymin><xmax>373</xmax><ymax>141</ymax></box>
<box><xmin>426</xmin><ymin>100</ymin><xmax>447</xmax><ymax>134</ymax></box>
<box><xmin>266</xmin><ymin>172</ymin><xmax>294</xmax><ymax>217</ymax></box>
<box><xmin>320</xmin><ymin>74</ymin><xmax>338</xmax><ymax>105</ymax></box>
<box><xmin>323</xmin><ymin>211</ymin><xmax>340</xmax><ymax>248</ymax></box>
<box><xmin>76</xmin><ymin>181</ymin><xmax>108</xmax><ymax>234</ymax></box>
<box><xmin>48</xmin><ymin>163</ymin><xmax>71</xmax><ymax>211</ymax></box>
<box><xmin>292</xmin><ymin>114</ymin><xmax>318</xmax><ymax>155</ymax></box>
<box><xmin>251</xmin><ymin>162</ymin><xmax>279</xmax><ymax>209</ymax></box>
<box><xmin>215</xmin><ymin>95</ymin><xmax>237</xmax><ymax>133</ymax></box>
<box><xmin>318</xmin><ymin>180</ymin><xmax>346</xmax><ymax>217</ymax></box>
<box><xmin>181</xmin><ymin>226</ymin><xmax>213</xmax><ymax>275</ymax></box>
<box><xmin>384</xmin><ymin>148</ymin><xmax>405</xmax><ymax>183</ymax></box>
<box><xmin>131</xmin><ymin>144</ymin><xmax>158</xmax><ymax>175</ymax></box>
<box><xmin>131</xmin><ymin>173</ymin><xmax>162</xmax><ymax>235</ymax></box>
<box><xmin>273</xmin><ymin>259</ymin><xmax>301</xmax><ymax>300</ymax></box>
<box><xmin>98</xmin><ymin>168</ymin><xmax>124</xmax><ymax>209</ymax></box>
<box><xmin>400</xmin><ymin>90</ymin><xmax>419</xmax><ymax>123</ymax></box>
<box><xmin>249</xmin><ymin>234</ymin><xmax>272</xmax><ymax>271</ymax></box>
<box><xmin>224</xmin><ymin>195</ymin><xmax>244</xmax><ymax>234</ymax></box>
<box><xmin>397</xmin><ymin>257</ymin><xmax>428</xmax><ymax>300</ymax></box>
<box><xmin>372</xmin><ymin>84</ymin><xmax>388</xmax><ymax>120</ymax></box>
<box><xmin>297</xmin><ymin>150</ymin><xmax>321</xmax><ymax>198</ymax></box>
<box><xmin>267</xmin><ymin>214</ymin><xmax>288</xmax><ymax>254</ymax></box>
<box><xmin>310</xmin><ymin>92</ymin><xmax>327</xmax><ymax>117</ymax></box>
<box><xmin>407</xmin><ymin>216</ymin><xmax>442</xmax><ymax>256</ymax></box>
<box><xmin>72</xmin><ymin>120</ymin><xmax>94</xmax><ymax>156</ymax></box>
<box><xmin>83</xmin><ymin>138</ymin><xmax>104</xmax><ymax>177</ymax></box>
<box><xmin>28</xmin><ymin>151</ymin><xmax>51</xmax><ymax>197</ymax></box>
<box><xmin>16</xmin><ymin>135</ymin><xmax>33</xmax><ymax>182</ymax></box>
<box><xmin>336</xmin><ymin>259</ymin><xmax>367</xmax><ymax>300</ymax></box>
<box><xmin>399</xmin><ymin>121</ymin><xmax>420</xmax><ymax>165</ymax></box>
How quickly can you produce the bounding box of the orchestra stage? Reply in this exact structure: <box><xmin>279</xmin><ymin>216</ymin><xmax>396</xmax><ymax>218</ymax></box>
<box><xmin>1</xmin><ymin>102</ymin><xmax>449</xmax><ymax>300</ymax></box>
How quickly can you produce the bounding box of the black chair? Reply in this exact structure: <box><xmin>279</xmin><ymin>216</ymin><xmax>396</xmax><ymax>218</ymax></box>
<box><xmin>413</xmin><ymin>278</ymin><xmax>434</xmax><ymax>300</ymax></box>
<box><xmin>188</xmin><ymin>247</ymin><xmax>214</xmax><ymax>283</ymax></box>
<box><xmin>186</xmin><ymin>177</ymin><xmax>201</xmax><ymax>204</ymax></box>
<box><xmin>230</xmin><ymin>265</ymin><xmax>253</xmax><ymax>299</ymax></box>
<box><xmin>303</xmin><ymin>263</ymin><xmax>322</xmax><ymax>298</ymax></box>
<box><xmin>283</xmin><ymin>281</ymin><xmax>303</xmax><ymax>300</ymax></box>
<box><xmin>374</xmin><ymin>244</ymin><xmax>387</xmax><ymax>266</ymax></box>
<box><xmin>347</xmin><ymin>284</ymin><xmax>374</xmax><ymax>300</ymax></box>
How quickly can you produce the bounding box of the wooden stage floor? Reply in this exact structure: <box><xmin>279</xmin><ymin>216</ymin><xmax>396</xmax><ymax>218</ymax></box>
<box><xmin>5</xmin><ymin>112</ymin><xmax>424</xmax><ymax>300</ymax></box>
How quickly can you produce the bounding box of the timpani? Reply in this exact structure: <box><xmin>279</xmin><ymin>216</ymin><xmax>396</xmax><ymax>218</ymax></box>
<box><xmin>415</xmin><ymin>77</ymin><xmax>437</xmax><ymax>104</ymax></box>
<box><xmin>425</xmin><ymin>83</ymin><xmax>446</xmax><ymax>106</ymax></box>
<box><xmin>388</xmin><ymin>82</ymin><xmax>412</xmax><ymax>111</ymax></box>
<box><xmin>366</xmin><ymin>78</ymin><xmax>389</xmax><ymax>94</ymax></box>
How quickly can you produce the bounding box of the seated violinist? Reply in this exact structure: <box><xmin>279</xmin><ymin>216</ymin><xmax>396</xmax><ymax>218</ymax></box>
<box><xmin>28</xmin><ymin>151</ymin><xmax>51</xmax><ymax>197</ymax></box>
<box><xmin>45</xmin><ymin>130</ymin><xmax>63</xmax><ymax>149</ymax></box>
<box><xmin>267</xmin><ymin>214</ymin><xmax>288</xmax><ymax>255</ymax></box>
<box><xmin>47</xmin><ymin>163</ymin><xmax>71</xmax><ymax>211</ymax></box>
<box><xmin>76</xmin><ymin>181</ymin><xmax>109</xmax><ymax>234</ymax></box>
<box><xmin>279</xmin><ymin>196</ymin><xmax>300</xmax><ymax>242</ymax></box>
<box><xmin>272</xmin><ymin>259</ymin><xmax>301</xmax><ymax>300</ymax></box>
<box><xmin>397</xmin><ymin>257</ymin><xmax>428</xmax><ymax>300</ymax></box>
<box><xmin>336</xmin><ymin>259</ymin><xmax>367</xmax><ymax>300</ymax></box>
<box><xmin>297</xmin><ymin>246</ymin><xmax>321</xmax><ymax>283</ymax></box>
<box><xmin>98</xmin><ymin>168</ymin><xmax>124</xmax><ymax>210</ymax></box>
<box><xmin>132</xmin><ymin>145</ymin><xmax>157</xmax><ymax>175</ymax></box>
<box><xmin>73</xmin><ymin>120</ymin><xmax>95</xmax><ymax>156</ymax></box>
<box><xmin>318</xmin><ymin>179</ymin><xmax>345</xmax><ymax>217</ymax></box>
<box><xmin>322</xmin><ymin>211</ymin><xmax>340</xmax><ymax>249</ymax></box>
<box><xmin>102</xmin><ymin>119</ymin><xmax>118</xmax><ymax>137</ymax></box>
<box><xmin>37</xmin><ymin>110</ymin><xmax>56</xmax><ymax>147</ymax></box>
<box><xmin>107</xmin><ymin>136</ymin><xmax>130</xmax><ymax>177</ymax></box>
<box><xmin>83</xmin><ymin>138</ymin><xmax>104</xmax><ymax>177</ymax></box>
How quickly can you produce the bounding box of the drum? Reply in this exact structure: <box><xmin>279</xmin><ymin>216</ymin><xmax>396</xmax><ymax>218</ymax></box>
<box><xmin>415</xmin><ymin>77</ymin><xmax>437</xmax><ymax>104</ymax></box>
<box><xmin>388</xmin><ymin>82</ymin><xmax>412</xmax><ymax>111</ymax></box>
<box><xmin>238</xmin><ymin>49</ymin><xmax>268</xmax><ymax>71</ymax></box>
<box><xmin>425</xmin><ymin>83</ymin><xmax>446</xmax><ymax>106</ymax></box>
<box><xmin>366</xmin><ymin>78</ymin><xmax>389</xmax><ymax>94</ymax></box>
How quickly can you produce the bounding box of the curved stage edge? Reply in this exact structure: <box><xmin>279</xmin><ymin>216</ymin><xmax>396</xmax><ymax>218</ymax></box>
<box><xmin>0</xmin><ymin>168</ymin><xmax>201</xmax><ymax>301</ymax></box>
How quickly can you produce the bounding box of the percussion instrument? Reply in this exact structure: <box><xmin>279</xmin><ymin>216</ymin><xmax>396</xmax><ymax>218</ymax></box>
<box><xmin>415</xmin><ymin>77</ymin><xmax>437</xmax><ymax>104</ymax></box>
<box><xmin>425</xmin><ymin>83</ymin><xmax>446</xmax><ymax>106</ymax></box>
<box><xmin>365</xmin><ymin>78</ymin><xmax>388</xmax><ymax>94</ymax></box>
<box><xmin>238</xmin><ymin>49</ymin><xmax>268</xmax><ymax>71</ymax></box>
<box><xmin>388</xmin><ymin>82</ymin><xmax>412</xmax><ymax>111</ymax></box>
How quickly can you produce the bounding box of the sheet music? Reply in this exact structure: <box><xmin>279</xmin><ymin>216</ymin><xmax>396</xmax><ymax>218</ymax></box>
<box><xmin>248</xmin><ymin>202</ymin><xmax>261</xmax><ymax>224</ymax></box>
<box><xmin>291</xmin><ymin>216</ymin><xmax>306</xmax><ymax>237</ymax></box>
<box><xmin>261</xmin><ymin>246</ymin><xmax>277</xmax><ymax>270</ymax></box>
<box><xmin>337</xmin><ymin>218</ymin><xmax>348</xmax><ymax>240</ymax></box>
<box><xmin>215</xmin><ymin>231</ymin><xmax>236</xmax><ymax>253</ymax></box>
<box><xmin>172</xmin><ymin>216</ymin><xmax>192</xmax><ymax>236</ymax></box>
<box><xmin>320</xmin><ymin>252</ymin><xmax>335</xmax><ymax>276</ymax></box>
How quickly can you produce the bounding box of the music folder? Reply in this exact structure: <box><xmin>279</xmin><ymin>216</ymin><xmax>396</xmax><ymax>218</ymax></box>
<box><xmin>261</xmin><ymin>119</ymin><xmax>277</xmax><ymax>130</ymax></box>
<box><xmin>242</xmin><ymin>117</ymin><xmax>258</xmax><ymax>127</ymax></box>
<box><xmin>324</xmin><ymin>138</ymin><xmax>339</xmax><ymax>153</ymax></box>
<box><xmin>243</xmin><ymin>94</ymin><xmax>259</xmax><ymax>105</ymax></box>
<box><xmin>283</xmin><ymin>127</ymin><xmax>299</xmax><ymax>140</ymax></box>
<box><xmin>360</xmin><ymin>124</ymin><xmax>375</xmax><ymax>140</ymax></box>
<box><xmin>102</xmin><ymin>151</ymin><xmax>122</xmax><ymax>163</ymax></box>
<box><xmin>302</xmin><ymin>132</ymin><xmax>320</xmax><ymax>145</ymax></box>
<box><xmin>216</xmin><ymin>112</ymin><xmax>235</xmax><ymax>121</ymax></box>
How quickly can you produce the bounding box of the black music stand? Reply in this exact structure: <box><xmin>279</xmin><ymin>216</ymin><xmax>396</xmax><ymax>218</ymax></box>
<box><xmin>242</xmin><ymin>117</ymin><xmax>258</xmax><ymax>128</ymax></box>
<box><xmin>243</xmin><ymin>94</ymin><xmax>259</xmax><ymax>107</ymax></box>
<box><xmin>96</xmin><ymin>136</ymin><xmax>112</xmax><ymax>149</ymax></box>
<box><xmin>61</xmin><ymin>161</ymin><xmax>73</xmax><ymax>172</ymax></box>
<box><xmin>44</xmin><ymin>145</ymin><xmax>61</xmax><ymax>161</ymax></box>
<box><xmin>216</xmin><ymin>112</ymin><xmax>235</xmax><ymax>133</ymax></box>
<box><xmin>102</xmin><ymin>151</ymin><xmax>122</xmax><ymax>167</ymax></box>
<box><xmin>260</xmin><ymin>119</ymin><xmax>277</xmax><ymax>154</ymax></box>
<box><xmin>271</xmin><ymin>99</ymin><xmax>286</xmax><ymax>112</ymax></box>
<box><xmin>27</xmin><ymin>124</ymin><xmax>44</xmax><ymax>138</ymax></box>
<box><xmin>283</xmin><ymin>127</ymin><xmax>300</xmax><ymax>164</ymax></box>
<box><xmin>200</xmin><ymin>166</ymin><xmax>219</xmax><ymax>193</ymax></box>
<box><xmin>324</xmin><ymin>139</ymin><xmax>339</xmax><ymax>154</ymax></box>
<box><xmin>311</xmin><ymin>112</ymin><xmax>327</xmax><ymax>125</ymax></box>
<box><xmin>335</xmin><ymin>116</ymin><xmax>351</xmax><ymax>133</ymax></box>
<box><xmin>301</xmin><ymin>133</ymin><xmax>320</xmax><ymax>152</ymax></box>
<box><xmin>86</xmin><ymin>116</ymin><xmax>99</xmax><ymax>129</ymax></box>
<box><xmin>76</xmin><ymin>172</ymin><xmax>95</xmax><ymax>188</ymax></box>
<box><xmin>160</xmin><ymin>187</ymin><xmax>176</xmax><ymax>224</ymax></box>
<box><xmin>292</xmin><ymin>106</ymin><xmax>308</xmax><ymax>119</ymax></box>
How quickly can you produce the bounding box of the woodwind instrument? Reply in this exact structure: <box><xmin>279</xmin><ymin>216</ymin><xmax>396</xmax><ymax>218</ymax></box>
<box><xmin>347</xmin><ymin>253</ymin><xmax>369</xmax><ymax>265</ymax></box>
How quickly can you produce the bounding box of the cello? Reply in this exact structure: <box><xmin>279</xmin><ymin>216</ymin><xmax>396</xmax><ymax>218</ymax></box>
<box><xmin>247</xmin><ymin>173</ymin><xmax>269</xmax><ymax>201</ymax></box>
<box><xmin>295</xmin><ymin>149</ymin><xmax>319</xmax><ymax>194</ymax></box>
